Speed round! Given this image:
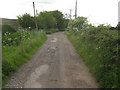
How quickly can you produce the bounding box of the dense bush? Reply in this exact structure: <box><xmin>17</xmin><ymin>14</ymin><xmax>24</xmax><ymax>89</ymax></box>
<box><xmin>2</xmin><ymin>24</ymin><xmax>16</xmax><ymax>35</ymax></box>
<box><xmin>66</xmin><ymin>17</ymin><xmax>120</xmax><ymax>88</ymax></box>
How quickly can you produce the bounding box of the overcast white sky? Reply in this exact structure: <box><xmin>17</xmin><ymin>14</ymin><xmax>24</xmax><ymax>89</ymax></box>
<box><xmin>0</xmin><ymin>0</ymin><xmax>119</xmax><ymax>26</ymax></box>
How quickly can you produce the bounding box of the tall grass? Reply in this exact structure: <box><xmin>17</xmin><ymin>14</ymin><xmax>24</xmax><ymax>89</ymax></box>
<box><xmin>2</xmin><ymin>30</ymin><xmax>47</xmax><ymax>85</ymax></box>
<box><xmin>66</xmin><ymin>17</ymin><xmax>119</xmax><ymax>88</ymax></box>
<box><xmin>66</xmin><ymin>29</ymin><xmax>119</xmax><ymax>88</ymax></box>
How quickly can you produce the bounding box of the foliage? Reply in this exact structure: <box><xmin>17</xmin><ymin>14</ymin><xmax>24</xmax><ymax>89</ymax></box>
<box><xmin>37</xmin><ymin>10</ymin><xmax>68</xmax><ymax>30</ymax></box>
<box><xmin>17</xmin><ymin>13</ymin><xmax>35</xmax><ymax>29</ymax></box>
<box><xmin>2</xmin><ymin>30</ymin><xmax>30</xmax><ymax>46</ymax></box>
<box><xmin>37</xmin><ymin>11</ymin><xmax>56</xmax><ymax>29</ymax></box>
<box><xmin>2</xmin><ymin>30</ymin><xmax>47</xmax><ymax>85</ymax></box>
<box><xmin>45</xmin><ymin>29</ymin><xmax>59</xmax><ymax>34</ymax></box>
<box><xmin>67</xmin><ymin>17</ymin><xmax>89</xmax><ymax>32</ymax></box>
<box><xmin>66</xmin><ymin>17</ymin><xmax>120</xmax><ymax>88</ymax></box>
<box><xmin>17</xmin><ymin>10</ymin><xmax>69</xmax><ymax>31</ymax></box>
<box><xmin>63</xmin><ymin>19</ymin><xmax>69</xmax><ymax>29</ymax></box>
<box><xmin>2</xmin><ymin>24</ymin><xmax>16</xmax><ymax>35</ymax></box>
<box><xmin>50</xmin><ymin>10</ymin><xmax>68</xmax><ymax>30</ymax></box>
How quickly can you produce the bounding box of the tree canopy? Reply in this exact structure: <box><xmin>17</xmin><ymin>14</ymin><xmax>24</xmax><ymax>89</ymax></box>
<box><xmin>17</xmin><ymin>10</ymin><xmax>69</xmax><ymax>30</ymax></box>
<box><xmin>17</xmin><ymin>13</ymin><xmax>35</xmax><ymax>29</ymax></box>
<box><xmin>37</xmin><ymin>11</ymin><xmax>56</xmax><ymax>29</ymax></box>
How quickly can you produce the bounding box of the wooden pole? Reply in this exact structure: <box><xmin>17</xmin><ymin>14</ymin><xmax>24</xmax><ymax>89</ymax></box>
<box><xmin>33</xmin><ymin>2</ymin><xmax>38</xmax><ymax>30</ymax></box>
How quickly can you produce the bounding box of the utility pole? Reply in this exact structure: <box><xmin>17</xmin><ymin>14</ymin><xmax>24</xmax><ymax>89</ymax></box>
<box><xmin>36</xmin><ymin>9</ymin><xmax>38</xmax><ymax>15</ymax></box>
<box><xmin>68</xmin><ymin>9</ymin><xmax>73</xmax><ymax>19</ymax></box>
<box><xmin>33</xmin><ymin>2</ymin><xmax>38</xmax><ymax>30</ymax></box>
<box><xmin>118</xmin><ymin>1</ymin><xmax>120</xmax><ymax>23</ymax></box>
<box><xmin>75</xmin><ymin>0</ymin><xmax>77</xmax><ymax>19</ymax></box>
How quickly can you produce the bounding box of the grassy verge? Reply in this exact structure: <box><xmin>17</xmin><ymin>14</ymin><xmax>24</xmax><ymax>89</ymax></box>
<box><xmin>66</xmin><ymin>29</ymin><xmax>119</xmax><ymax>88</ymax></box>
<box><xmin>2</xmin><ymin>31</ymin><xmax>47</xmax><ymax>85</ymax></box>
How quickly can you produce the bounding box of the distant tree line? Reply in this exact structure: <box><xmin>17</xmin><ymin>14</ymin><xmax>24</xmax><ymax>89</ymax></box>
<box><xmin>17</xmin><ymin>10</ymin><xmax>69</xmax><ymax>30</ymax></box>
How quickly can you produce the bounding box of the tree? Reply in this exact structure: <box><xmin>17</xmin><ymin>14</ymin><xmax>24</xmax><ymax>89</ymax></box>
<box><xmin>17</xmin><ymin>13</ymin><xmax>35</xmax><ymax>29</ymax></box>
<box><xmin>67</xmin><ymin>17</ymin><xmax>88</xmax><ymax>31</ymax></box>
<box><xmin>17</xmin><ymin>11</ymin><xmax>69</xmax><ymax>30</ymax></box>
<box><xmin>50</xmin><ymin>10</ymin><xmax>67</xmax><ymax>30</ymax></box>
<box><xmin>63</xmin><ymin>19</ymin><xmax>69</xmax><ymax>29</ymax></box>
<box><xmin>37</xmin><ymin>11</ymin><xmax>56</xmax><ymax>29</ymax></box>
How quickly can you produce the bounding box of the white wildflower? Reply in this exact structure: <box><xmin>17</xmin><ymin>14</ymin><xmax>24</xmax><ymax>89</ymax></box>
<box><xmin>8</xmin><ymin>38</ymin><xmax>11</xmax><ymax>41</ymax></box>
